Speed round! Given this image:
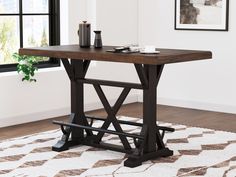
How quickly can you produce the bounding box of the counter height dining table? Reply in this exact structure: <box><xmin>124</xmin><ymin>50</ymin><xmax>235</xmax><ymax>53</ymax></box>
<box><xmin>19</xmin><ymin>45</ymin><xmax>212</xmax><ymax>167</ymax></box>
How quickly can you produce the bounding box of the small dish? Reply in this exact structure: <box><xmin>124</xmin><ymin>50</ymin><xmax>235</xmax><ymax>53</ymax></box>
<box><xmin>140</xmin><ymin>50</ymin><xmax>160</xmax><ymax>54</ymax></box>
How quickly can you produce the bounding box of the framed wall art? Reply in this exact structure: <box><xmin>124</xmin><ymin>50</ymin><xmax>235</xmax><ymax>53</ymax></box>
<box><xmin>175</xmin><ymin>0</ymin><xmax>229</xmax><ymax>31</ymax></box>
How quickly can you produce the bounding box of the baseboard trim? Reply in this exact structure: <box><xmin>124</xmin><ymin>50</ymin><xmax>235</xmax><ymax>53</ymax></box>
<box><xmin>0</xmin><ymin>94</ymin><xmax>138</xmax><ymax>128</ymax></box>
<box><xmin>137</xmin><ymin>94</ymin><xmax>236</xmax><ymax>114</ymax></box>
<box><xmin>0</xmin><ymin>108</ymin><xmax>70</xmax><ymax>128</ymax></box>
<box><xmin>157</xmin><ymin>97</ymin><xmax>236</xmax><ymax>114</ymax></box>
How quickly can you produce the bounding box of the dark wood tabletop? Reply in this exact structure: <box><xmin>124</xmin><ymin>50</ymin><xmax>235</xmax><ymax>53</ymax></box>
<box><xmin>19</xmin><ymin>45</ymin><xmax>212</xmax><ymax>65</ymax></box>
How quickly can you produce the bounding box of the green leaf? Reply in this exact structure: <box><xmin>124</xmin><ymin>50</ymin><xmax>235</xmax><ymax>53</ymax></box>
<box><xmin>13</xmin><ymin>53</ymin><xmax>39</xmax><ymax>82</ymax></box>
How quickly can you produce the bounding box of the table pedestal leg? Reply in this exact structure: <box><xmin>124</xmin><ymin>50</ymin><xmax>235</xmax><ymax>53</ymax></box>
<box><xmin>52</xmin><ymin>60</ymin><xmax>91</xmax><ymax>152</ymax></box>
<box><xmin>124</xmin><ymin>65</ymin><xmax>173</xmax><ymax>167</ymax></box>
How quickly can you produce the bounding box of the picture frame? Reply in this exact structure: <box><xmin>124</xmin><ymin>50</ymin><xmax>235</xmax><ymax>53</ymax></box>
<box><xmin>175</xmin><ymin>0</ymin><xmax>229</xmax><ymax>31</ymax></box>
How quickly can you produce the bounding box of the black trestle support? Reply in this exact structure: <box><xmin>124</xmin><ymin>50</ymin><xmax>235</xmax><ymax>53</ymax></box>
<box><xmin>53</xmin><ymin>59</ymin><xmax>175</xmax><ymax>168</ymax></box>
<box><xmin>76</xmin><ymin>78</ymin><xmax>143</xmax><ymax>89</ymax></box>
<box><xmin>86</xmin><ymin>116</ymin><xmax>175</xmax><ymax>133</ymax></box>
<box><xmin>53</xmin><ymin>120</ymin><xmax>144</xmax><ymax>140</ymax></box>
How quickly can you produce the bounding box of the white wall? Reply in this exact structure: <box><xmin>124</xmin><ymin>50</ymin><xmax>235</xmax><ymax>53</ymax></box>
<box><xmin>0</xmin><ymin>68</ymin><xmax>70</xmax><ymax>128</ymax></box>
<box><xmin>91</xmin><ymin>0</ymin><xmax>139</xmax><ymax>106</ymax></box>
<box><xmin>0</xmin><ymin>0</ymin><xmax>70</xmax><ymax>128</ymax></box>
<box><xmin>96</xmin><ymin>0</ymin><xmax>138</xmax><ymax>46</ymax></box>
<box><xmin>0</xmin><ymin>0</ymin><xmax>139</xmax><ymax>128</ymax></box>
<box><xmin>138</xmin><ymin>0</ymin><xmax>236</xmax><ymax>114</ymax></box>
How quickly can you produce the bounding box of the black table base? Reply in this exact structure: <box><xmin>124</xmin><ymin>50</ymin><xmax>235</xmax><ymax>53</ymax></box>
<box><xmin>52</xmin><ymin>59</ymin><xmax>175</xmax><ymax>168</ymax></box>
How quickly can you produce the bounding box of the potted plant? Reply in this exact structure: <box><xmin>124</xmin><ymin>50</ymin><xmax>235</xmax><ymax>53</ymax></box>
<box><xmin>13</xmin><ymin>53</ymin><xmax>39</xmax><ymax>82</ymax></box>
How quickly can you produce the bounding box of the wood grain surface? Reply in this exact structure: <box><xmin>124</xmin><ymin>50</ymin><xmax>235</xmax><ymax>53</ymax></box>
<box><xmin>19</xmin><ymin>45</ymin><xmax>212</xmax><ymax>65</ymax></box>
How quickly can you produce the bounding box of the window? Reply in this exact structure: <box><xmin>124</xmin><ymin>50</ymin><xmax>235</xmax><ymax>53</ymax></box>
<box><xmin>0</xmin><ymin>0</ymin><xmax>60</xmax><ymax>72</ymax></box>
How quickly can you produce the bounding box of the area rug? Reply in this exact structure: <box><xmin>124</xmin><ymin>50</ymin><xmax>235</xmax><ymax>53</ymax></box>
<box><xmin>1</xmin><ymin>116</ymin><xmax>236</xmax><ymax>177</ymax></box>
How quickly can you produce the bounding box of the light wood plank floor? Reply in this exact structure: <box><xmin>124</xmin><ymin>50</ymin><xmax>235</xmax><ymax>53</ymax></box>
<box><xmin>0</xmin><ymin>103</ymin><xmax>236</xmax><ymax>140</ymax></box>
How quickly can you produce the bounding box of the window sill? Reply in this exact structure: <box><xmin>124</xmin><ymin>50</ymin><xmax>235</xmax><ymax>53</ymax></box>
<box><xmin>0</xmin><ymin>66</ymin><xmax>64</xmax><ymax>78</ymax></box>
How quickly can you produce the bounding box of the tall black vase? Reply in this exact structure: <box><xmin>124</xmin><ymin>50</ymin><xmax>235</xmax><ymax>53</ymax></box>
<box><xmin>94</xmin><ymin>31</ymin><xmax>103</xmax><ymax>48</ymax></box>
